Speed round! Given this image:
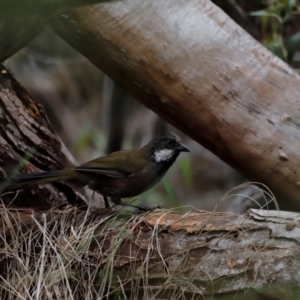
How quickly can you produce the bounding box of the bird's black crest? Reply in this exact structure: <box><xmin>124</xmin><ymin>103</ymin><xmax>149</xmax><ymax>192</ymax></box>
<box><xmin>156</xmin><ymin>130</ymin><xmax>180</xmax><ymax>142</ymax></box>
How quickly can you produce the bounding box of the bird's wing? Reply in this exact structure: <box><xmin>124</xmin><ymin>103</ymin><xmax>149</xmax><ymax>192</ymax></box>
<box><xmin>74</xmin><ymin>150</ymin><xmax>139</xmax><ymax>179</ymax></box>
<box><xmin>74</xmin><ymin>167</ymin><xmax>125</xmax><ymax>178</ymax></box>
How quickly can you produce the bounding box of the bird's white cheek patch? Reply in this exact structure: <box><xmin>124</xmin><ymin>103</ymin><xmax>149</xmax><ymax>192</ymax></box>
<box><xmin>154</xmin><ymin>149</ymin><xmax>174</xmax><ymax>162</ymax></box>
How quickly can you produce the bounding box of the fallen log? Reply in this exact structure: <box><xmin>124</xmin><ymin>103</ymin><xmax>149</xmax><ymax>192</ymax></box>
<box><xmin>0</xmin><ymin>207</ymin><xmax>299</xmax><ymax>299</ymax></box>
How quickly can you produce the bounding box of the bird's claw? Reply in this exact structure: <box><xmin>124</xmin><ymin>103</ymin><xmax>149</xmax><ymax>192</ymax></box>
<box><xmin>133</xmin><ymin>204</ymin><xmax>160</xmax><ymax>214</ymax></box>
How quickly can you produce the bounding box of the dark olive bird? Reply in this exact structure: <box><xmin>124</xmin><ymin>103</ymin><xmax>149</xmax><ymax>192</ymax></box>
<box><xmin>3</xmin><ymin>130</ymin><xmax>189</xmax><ymax>210</ymax></box>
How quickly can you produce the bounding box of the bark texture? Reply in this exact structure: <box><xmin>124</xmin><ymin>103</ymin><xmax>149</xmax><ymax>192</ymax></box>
<box><xmin>1</xmin><ymin>207</ymin><xmax>300</xmax><ymax>299</ymax></box>
<box><xmin>51</xmin><ymin>0</ymin><xmax>300</xmax><ymax>210</ymax></box>
<box><xmin>0</xmin><ymin>65</ymin><xmax>88</xmax><ymax>208</ymax></box>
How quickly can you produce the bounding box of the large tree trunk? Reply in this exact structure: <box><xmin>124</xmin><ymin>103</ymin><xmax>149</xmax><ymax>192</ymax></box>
<box><xmin>51</xmin><ymin>0</ymin><xmax>300</xmax><ymax>210</ymax></box>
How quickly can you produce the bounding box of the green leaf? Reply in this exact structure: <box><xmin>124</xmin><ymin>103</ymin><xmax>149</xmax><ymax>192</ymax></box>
<box><xmin>286</xmin><ymin>32</ymin><xmax>300</xmax><ymax>60</ymax></box>
<box><xmin>250</xmin><ymin>9</ymin><xmax>283</xmax><ymax>23</ymax></box>
<box><xmin>268</xmin><ymin>38</ymin><xmax>287</xmax><ymax>61</ymax></box>
<box><xmin>250</xmin><ymin>9</ymin><xmax>270</xmax><ymax>17</ymax></box>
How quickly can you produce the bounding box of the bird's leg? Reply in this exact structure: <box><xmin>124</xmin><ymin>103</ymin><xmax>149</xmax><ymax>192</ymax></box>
<box><xmin>103</xmin><ymin>196</ymin><xmax>110</xmax><ymax>209</ymax></box>
<box><xmin>110</xmin><ymin>196</ymin><xmax>160</xmax><ymax>211</ymax></box>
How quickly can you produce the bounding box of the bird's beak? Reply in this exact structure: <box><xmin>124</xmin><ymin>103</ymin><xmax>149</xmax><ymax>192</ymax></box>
<box><xmin>177</xmin><ymin>142</ymin><xmax>190</xmax><ymax>152</ymax></box>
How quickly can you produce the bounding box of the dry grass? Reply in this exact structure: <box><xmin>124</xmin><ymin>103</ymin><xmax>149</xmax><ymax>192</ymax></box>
<box><xmin>0</xmin><ymin>184</ymin><xmax>282</xmax><ymax>300</ymax></box>
<box><xmin>0</xmin><ymin>202</ymin><xmax>211</xmax><ymax>299</ymax></box>
<box><xmin>0</xmin><ymin>205</ymin><xmax>125</xmax><ymax>299</ymax></box>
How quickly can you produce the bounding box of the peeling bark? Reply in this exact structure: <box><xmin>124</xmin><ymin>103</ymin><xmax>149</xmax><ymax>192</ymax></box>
<box><xmin>1</xmin><ymin>207</ymin><xmax>300</xmax><ymax>299</ymax></box>
<box><xmin>51</xmin><ymin>0</ymin><xmax>300</xmax><ymax>210</ymax></box>
<box><xmin>118</xmin><ymin>209</ymin><xmax>300</xmax><ymax>298</ymax></box>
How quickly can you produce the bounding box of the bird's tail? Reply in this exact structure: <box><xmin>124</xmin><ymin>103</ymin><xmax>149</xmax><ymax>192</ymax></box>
<box><xmin>1</xmin><ymin>169</ymin><xmax>73</xmax><ymax>192</ymax></box>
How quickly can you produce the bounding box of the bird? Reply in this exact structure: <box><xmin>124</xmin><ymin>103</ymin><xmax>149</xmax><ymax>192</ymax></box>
<box><xmin>2</xmin><ymin>130</ymin><xmax>189</xmax><ymax>210</ymax></box>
